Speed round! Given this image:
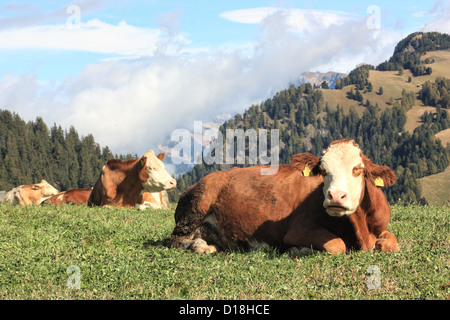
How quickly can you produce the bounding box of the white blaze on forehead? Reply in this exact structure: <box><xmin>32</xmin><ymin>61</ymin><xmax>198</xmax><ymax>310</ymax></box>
<box><xmin>321</xmin><ymin>141</ymin><xmax>363</xmax><ymax>175</ymax></box>
<box><xmin>321</xmin><ymin>141</ymin><xmax>364</xmax><ymax>216</ymax></box>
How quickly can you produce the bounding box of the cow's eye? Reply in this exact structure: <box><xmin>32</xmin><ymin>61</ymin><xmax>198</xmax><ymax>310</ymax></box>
<box><xmin>319</xmin><ymin>167</ymin><xmax>327</xmax><ymax>176</ymax></box>
<box><xmin>352</xmin><ymin>165</ymin><xmax>364</xmax><ymax>176</ymax></box>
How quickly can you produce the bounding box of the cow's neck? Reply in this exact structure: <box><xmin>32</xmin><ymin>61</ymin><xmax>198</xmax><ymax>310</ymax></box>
<box><xmin>117</xmin><ymin>166</ymin><xmax>144</xmax><ymax>207</ymax></box>
<box><xmin>348</xmin><ymin>209</ymin><xmax>376</xmax><ymax>251</ymax></box>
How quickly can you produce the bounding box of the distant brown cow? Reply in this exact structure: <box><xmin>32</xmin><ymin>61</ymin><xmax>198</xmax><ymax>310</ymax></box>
<box><xmin>169</xmin><ymin>139</ymin><xmax>399</xmax><ymax>255</ymax></box>
<box><xmin>2</xmin><ymin>180</ymin><xmax>59</xmax><ymax>205</ymax></box>
<box><xmin>42</xmin><ymin>188</ymin><xmax>92</xmax><ymax>205</ymax></box>
<box><xmin>137</xmin><ymin>191</ymin><xmax>170</xmax><ymax>210</ymax></box>
<box><xmin>88</xmin><ymin>150</ymin><xmax>176</xmax><ymax>208</ymax></box>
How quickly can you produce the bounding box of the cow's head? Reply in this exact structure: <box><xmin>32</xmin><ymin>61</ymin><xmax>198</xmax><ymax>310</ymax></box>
<box><xmin>138</xmin><ymin>150</ymin><xmax>176</xmax><ymax>192</ymax></box>
<box><xmin>291</xmin><ymin>139</ymin><xmax>396</xmax><ymax>217</ymax></box>
<box><xmin>33</xmin><ymin>180</ymin><xmax>59</xmax><ymax>197</ymax></box>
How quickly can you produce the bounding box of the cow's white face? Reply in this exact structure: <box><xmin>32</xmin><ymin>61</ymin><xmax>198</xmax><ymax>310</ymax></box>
<box><xmin>320</xmin><ymin>141</ymin><xmax>365</xmax><ymax>217</ymax></box>
<box><xmin>35</xmin><ymin>180</ymin><xmax>59</xmax><ymax>197</ymax></box>
<box><xmin>142</xmin><ymin>150</ymin><xmax>177</xmax><ymax>192</ymax></box>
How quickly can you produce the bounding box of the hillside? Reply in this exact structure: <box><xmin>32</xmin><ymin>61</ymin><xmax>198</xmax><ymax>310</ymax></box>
<box><xmin>173</xmin><ymin>32</ymin><xmax>450</xmax><ymax>205</ymax></box>
<box><xmin>419</xmin><ymin>165</ymin><xmax>450</xmax><ymax>205</ymax></box>
<box><xmin>320</xmin><ymin>49</ymin><xmax>450</xmax><ymax>132</ymax></box>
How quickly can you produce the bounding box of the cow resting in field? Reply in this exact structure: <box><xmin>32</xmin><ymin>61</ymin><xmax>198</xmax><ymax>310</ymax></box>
<box><xmin>42</xmin><ymin>188</ymin><xmax>92</xmax><ymax>205</ymax></box>
<box><xmin>2</xmin><ymin>180</ymin><xmax>59</xmax><ymax>205</ymax></box>
<box><xmin>88</xmin><ymin>150</ymin><xmax>176</xmax><ymax>208</ymax></box>
<box><xmin>168</xmin><ymin>139</ymin><xmax>399</xmax><ymax>255</ymax></box>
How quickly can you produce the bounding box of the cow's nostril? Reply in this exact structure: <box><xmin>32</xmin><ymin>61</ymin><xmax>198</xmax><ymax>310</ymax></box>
<box><xmin>328</xmin><ymin>191</ymin><xmax>347</xmax><ymax>203</ymax></box>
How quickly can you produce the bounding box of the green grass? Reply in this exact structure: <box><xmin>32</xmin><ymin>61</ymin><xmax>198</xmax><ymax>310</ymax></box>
<box><xmin>0</xmin><ymin>203</ymin><xmax>448</xmax><ymax>300</ymax></box>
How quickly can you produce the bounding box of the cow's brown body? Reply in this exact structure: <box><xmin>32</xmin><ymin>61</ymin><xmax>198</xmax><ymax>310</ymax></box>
<box><xmin>42</xmin><ymin>188</ymin><xmax>92</xmax><ymax>205</ymax></box>
<box><xmin>169</xmin><ymin>140</ymin><xmax>399</xmax><ymax>254</ymax></box>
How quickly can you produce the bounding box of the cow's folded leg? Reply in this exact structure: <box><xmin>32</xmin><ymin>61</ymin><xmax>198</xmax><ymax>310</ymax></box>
<box><xmin>191</xmin><ymin>239</ymin><xmax>218</xmax><ymax>254</ymax></box>
<box><xmin>322</xmin><ymin>237</ymin><xmax>346</xmax><ymax>255</ymax></box>
<box><xmin>181</xmin><ymin>238</ymin><xmax>217</xmax><ymax>254</ymax></box>
<box><xmin>374</xmin><ymin>230</ymin><xmax>399</xmax><ymax>252</ymax></box>
<box><xmin>284</xmin><ymin>227</ymin><xmax>346</xmax><ymax>255</ymax></box>
<box><xmin>286</xmin><ymin>246</ymin><xmax>319</xmax><ymax>255</ymax></box>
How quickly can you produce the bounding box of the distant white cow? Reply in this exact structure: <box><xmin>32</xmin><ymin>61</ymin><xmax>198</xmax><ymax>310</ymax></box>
<box><xmin>3</xmin><ymin>180</ymin><xmax>59</xmax><ymax>205</ymax></box>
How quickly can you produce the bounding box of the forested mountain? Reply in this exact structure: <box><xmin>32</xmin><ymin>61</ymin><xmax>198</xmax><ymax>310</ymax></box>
<box><xmin>172</xmin><ymin>32</ymin><xmax>450</xmax><ymax>205</ymax></box>
<box><xmin>0</xmin><ymin>110</ymin><xmax>136</xmax><ymax>191</ymax></box>
<box><xmin>1</xmin><ymin>32</ymin><xmax>449</xmax><ymax>205</ymax></box>
<box><xmin>377</xmin><ymin>32</ymin><xmax>450</xmax><ymax>74</ymax></box>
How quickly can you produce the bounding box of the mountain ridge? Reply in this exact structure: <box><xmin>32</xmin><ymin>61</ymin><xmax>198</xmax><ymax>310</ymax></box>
<box><xmin>172</xmin><ymin>32</ymin><xmax>450</xmax><ymax>205</ymax></box>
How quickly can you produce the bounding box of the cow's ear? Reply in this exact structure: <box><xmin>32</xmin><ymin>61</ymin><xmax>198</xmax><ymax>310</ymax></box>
<box><xmin>290</xmin><ymin>153</ymin><xmax>320</xmax><ymax>177</ymax></box>
<box><xmin>362</xmin><ymin>154</ymin><xmax>396</xmax><ymax>187</ymax></box>
<box><xmin>156</xmin><ymin>152</ymin><xmax>165</xmax><ymax>161</ymax></box>
<box><xmin>139</xmin><ymin>157</ymin><xmax>147</xmax><ymax>168</ymax></box>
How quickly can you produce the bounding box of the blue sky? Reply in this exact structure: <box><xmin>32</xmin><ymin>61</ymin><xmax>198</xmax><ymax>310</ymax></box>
<box><xmin>0</xmin><ymin>0</ymin><xmax>449</xmax><ymax>159</ymax></box>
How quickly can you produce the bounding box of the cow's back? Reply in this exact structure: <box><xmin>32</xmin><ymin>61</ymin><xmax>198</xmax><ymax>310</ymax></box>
<box><xmin>45</xmin><ymin>188</ymin><xmax>92</xmax><ymax>205</ymax></box>
<box><xmin>3</xmin><ymin>186</ymin><xmax>40</xmax><ymax>205</ymax></box>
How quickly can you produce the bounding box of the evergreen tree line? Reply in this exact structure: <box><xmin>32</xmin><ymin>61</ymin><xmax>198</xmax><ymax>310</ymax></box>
<box><xmin>171</xmin><ymin>84</ymin><xmax>449</xmax><ymax>205</ymax></box>
<box><xmin>419</xmin><ymin>76</ymin><xmax>450</xmax><ymax>109</ymax></box>
<box><xmin>0</xmin><ymin>110</ymin><xmax>135</xmax><ymax>191</ymax></box>
<box><xmin>335</xmin><ymin>64</ymin><xmax>374</xmax><ymax>90</ymax></box>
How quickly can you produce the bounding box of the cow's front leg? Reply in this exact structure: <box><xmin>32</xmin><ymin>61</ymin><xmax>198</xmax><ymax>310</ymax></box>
<box><xmin>374</xmin><ymin>230</ymin><xmax>399</xmax><ymax>252</ymax></box>
<box><xmin>284</xmin><ymin>226</ymin><xmax>347</xmax><ymax>255</ymax></box>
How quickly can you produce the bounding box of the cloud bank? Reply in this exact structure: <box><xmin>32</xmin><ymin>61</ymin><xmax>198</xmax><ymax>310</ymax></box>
<box><xmin>0</xmin><ymin>6</ymin><xmax>427</xmax><ymax>158</ymax></box>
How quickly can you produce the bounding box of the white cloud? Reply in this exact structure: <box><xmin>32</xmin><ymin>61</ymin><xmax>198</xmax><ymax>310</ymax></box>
<box><xmin>420</xmin><ymin>1</ymin><xmax>450</xmax><ymax>33</ymax></box>
<box><xmin>0</xmin><ymin>19</ymin><xmax>162</xmax><ymax>55</ymax></box>
<box><xmin>0</xmin><ymin>9</ymin><xmax>405</xmax><ymax>158</ymax></box>
<box><xmin>220</xmin><ymin>7</ymin><xmax>355</xmax><ymax>33</ymax></box>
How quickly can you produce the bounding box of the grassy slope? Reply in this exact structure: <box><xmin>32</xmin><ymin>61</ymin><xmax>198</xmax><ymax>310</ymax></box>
<box><xmin>418</xmin><ymin>166</ymin><xmax>450</xmax><ymax>205</ymax></box>
<box><xmin>320</xmin><ymin>50</ymin><xmax>450</xmax><ymax>132</ymax></box>
<box><xmin>0</xmin><ymin>204</ymin><xmax>448</xmax><ymax>300</ymax></box>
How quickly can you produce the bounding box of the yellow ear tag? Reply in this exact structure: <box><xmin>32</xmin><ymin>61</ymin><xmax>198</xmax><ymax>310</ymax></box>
<box><xmin>303</xmin><ymin>165</ymin><xmax>313</xmax><ymax>177</ymax></box>
<box><xmin>140</xmin><ymin>159</ymin><xmax>145</xmax><ymax>166</ymax></box>
<box><xmin>374</xmin><ymin>177</ymin><xmax>384</xmax><ymax>187</ymax></box>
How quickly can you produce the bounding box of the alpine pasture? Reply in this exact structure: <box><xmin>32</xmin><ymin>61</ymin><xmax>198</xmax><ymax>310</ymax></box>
<box><xmin>0</xmin><ymin>203</ymin><xmax>448</xmax><ymax>300</ymax></box>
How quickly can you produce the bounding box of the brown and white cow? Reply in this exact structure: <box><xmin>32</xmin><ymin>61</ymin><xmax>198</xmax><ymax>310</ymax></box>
<box><xmin>137</xmin><ymin>191</ymin><xmax>170</xmax><ymax>210</ymax></box>
<box><xmin>2</xmin><ymin>180</ymin><xmax>59</xmax><ymax>205</ymax></box>
<box><xmin>42</xmin><ymin>188</ymin><xmax>92</xmax><ymax>205</ymax></box>
<box><xmin>168</xmin><ymin>139</ymin><xmax>399</xmax><ymax>255</ymax></box>
<box><xmin>88</xmin><ymin>150</ymin><xmax>176</xmax><ymax>208</ymax></box>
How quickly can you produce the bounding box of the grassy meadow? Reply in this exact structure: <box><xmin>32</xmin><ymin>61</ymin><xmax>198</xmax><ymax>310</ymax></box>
<box><xmin>0</xmin><ymin>203</ymin><xmax>448</xmax><ymax>300</ymax></box>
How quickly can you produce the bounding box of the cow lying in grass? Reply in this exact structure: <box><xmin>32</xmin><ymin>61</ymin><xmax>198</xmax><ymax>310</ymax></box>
<box><xmin>169</xmin><ymin>139</ymin><xmax>399</xmax><ymax>255</ymax></box>
<box><xmin>88</xmin><ymin>150</ymin><xmax>176</xmax><ymax>208</ymax></box>
<box><xmin>3</xmin><ymin>180</ymin><xmax>59</xmax><ymax>205</ymax></box>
